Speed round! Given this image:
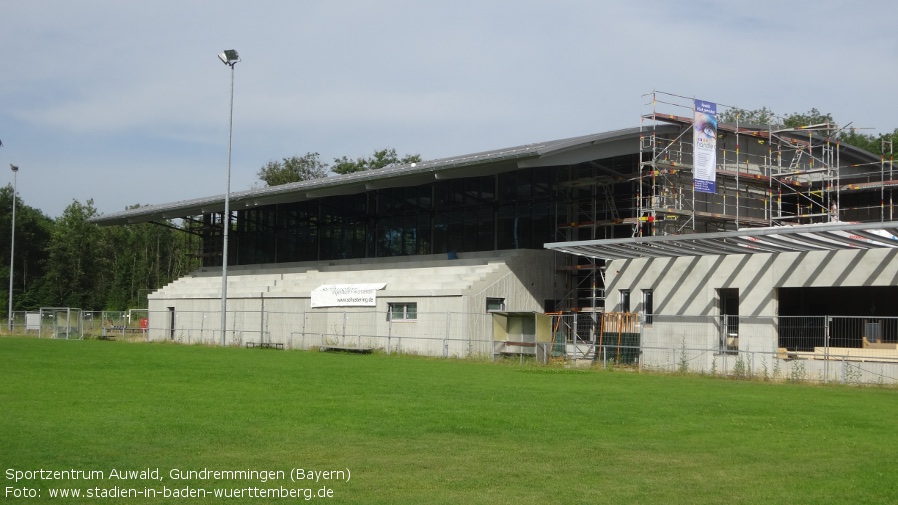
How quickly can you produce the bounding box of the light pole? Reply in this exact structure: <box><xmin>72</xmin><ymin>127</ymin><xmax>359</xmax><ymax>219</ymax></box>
<box><xmin>8</xmin><ymin>164</ymin><xmax>18</xmax><ymax>333</ymax></box>
<box><xmin>218</xmin><ymin>49</ymin><xmax>239</xmax><ymax>346</ymax></box>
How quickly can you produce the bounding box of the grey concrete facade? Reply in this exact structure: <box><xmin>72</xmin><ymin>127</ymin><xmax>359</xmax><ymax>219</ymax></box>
<box><xmin>606</xmin><ymin>247</ymin><xmax>898</xmax><ymax>373</ymax></box>
<box><xmin>607</xmin><ymin>247</ymin><xmax>898</xmax><ymax>319</ymax></box>
<box><xmin>147</xmin><ymin>249</ymin><xmax>565</xmax><ymax>355</ymax></box>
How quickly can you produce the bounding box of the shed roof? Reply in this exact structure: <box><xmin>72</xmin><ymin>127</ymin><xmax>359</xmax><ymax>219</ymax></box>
<box><xmin>544</xmin><ymin>221</ymin><xmax>898</xmax><ymax>260</ymax></box>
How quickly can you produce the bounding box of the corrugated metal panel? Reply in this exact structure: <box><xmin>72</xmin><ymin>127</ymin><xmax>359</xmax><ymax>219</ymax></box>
<box><xmin>545</xmin><ymin>221</ymin><xmax>898</xmax><ymax>260</ymax></box>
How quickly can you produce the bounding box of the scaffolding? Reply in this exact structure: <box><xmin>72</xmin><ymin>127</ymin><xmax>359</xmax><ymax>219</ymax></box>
<box><xmin>635</xmin><ymin>90</ymin><xmax>875</xmax><ymax>237</ymax></box>
<box><xmin>554</xmin><ymin>90</ymin><xmax>891</xmax><ymax>315</ymax></box>
<box><xmin>554</xmin><ymin>154</ymin><xmax>637</xmax><ymax>317</ymax></box>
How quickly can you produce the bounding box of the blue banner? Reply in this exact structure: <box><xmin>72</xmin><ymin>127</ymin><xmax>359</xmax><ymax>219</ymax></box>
<box><xmin>694</xmin><ymin>99</ymin><xmax>718</xmax><ymax>194</ymax></box>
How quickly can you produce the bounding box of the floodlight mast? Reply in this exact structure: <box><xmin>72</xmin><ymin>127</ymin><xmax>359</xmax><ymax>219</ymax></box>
<box><xmin>218</xmin><ymin>49</ymin><xmax>239</xmax><ymax>346</ymax></box>
<box><xmin>8</xmin><ymin>164</ymin><xmax>18</xmax><ymax>333</ymax></box>
<box><xmin>218</xmin><ymin>49</ymin><xmax>239</xmax><ymax>66</ymax></box>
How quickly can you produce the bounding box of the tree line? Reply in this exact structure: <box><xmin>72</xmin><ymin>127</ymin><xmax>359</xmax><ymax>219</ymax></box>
<box><xmin>256</xmin><ymin>147</ymin><xmax>421</xmax><ymax>186</ymax></box>
<box><xmin>0</xmin><ymin>193</ymin><xmax>200</xmax><ymax>313</ymax></box>
<box><xmin>719</xmin><ymin>107</ymin><xmax>898</xmax><ymax>155</ymax></box>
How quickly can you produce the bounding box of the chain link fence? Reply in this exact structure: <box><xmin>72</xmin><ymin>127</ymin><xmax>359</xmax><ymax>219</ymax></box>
<box><xmin>6</xmin><ymin>307</ymin><xmax>897</xmax><ymax>385</ymax></box>
<box><xmin>553</xmin><ymin>313</ymin><xmax>898</xmax><ymax>385</ymax></box>
<box><xmin>136</xmin><ymin>308</ymin><xmax>496</xmax><ymax>359</ymax></box>
<box><xmin>5</xmin><ymin>309</ymin><xmax>149</xmax><ymax>341</ymax></box>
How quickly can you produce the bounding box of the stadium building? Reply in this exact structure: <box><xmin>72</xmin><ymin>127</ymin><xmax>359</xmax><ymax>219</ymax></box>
<box><xmin>92</xmin><ymin>92</ymin><xmax>898</xmax><ymax>378</ymax></box>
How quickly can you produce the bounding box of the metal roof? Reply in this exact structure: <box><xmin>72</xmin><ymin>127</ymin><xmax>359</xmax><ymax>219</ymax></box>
<box><xmin>90</xmin><ymin>127</ymin><xmax>660</xmax><ymax>226</ymax></box>
<box><xmin>544</xmin><ymin>221</ymin><xmax>898</xmax><ymax>260</ymax></box>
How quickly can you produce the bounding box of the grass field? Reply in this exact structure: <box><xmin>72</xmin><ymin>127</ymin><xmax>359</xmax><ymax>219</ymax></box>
<box><xmin>1</xmin><ymin>337</ymin><xmax>897</xmax><ymax>504</ymax></box>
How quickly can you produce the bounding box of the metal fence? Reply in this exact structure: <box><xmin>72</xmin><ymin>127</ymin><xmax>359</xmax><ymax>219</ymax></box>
<box><xmin>5</xmin><ymin>309</ymin><xmax>149</xmax><ymax>341</ymax></box>
<box><xmin>288</xmin><ymin>310</ymin><xmax>495</xmax><ymax>358</ymax></box>
<box><xmin>6</xmin><ymin>308</ymin><xmax>897</xmax><ymax>385</ymax></box>
<box><xmin>4</xmin><ymin>308</ymin><xmax>85</xmax><ymax>339</ymax></box>
<box><xmin>131</xmin><ymin>308</ymin><xmax>496</xmax><ymax>359</ymax></box>
<box><xmin>558</xmin><ymin>314</ymin><xmax>898</xmax><ymax>385</ymax></box>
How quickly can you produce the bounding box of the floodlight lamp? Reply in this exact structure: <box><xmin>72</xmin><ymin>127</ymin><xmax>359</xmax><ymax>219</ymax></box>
<box><xmin>218</xmin><ymin>49</ymin><xmax>240</xmax><ymax>66</ymax></box>
<box><xmin>10</xmin><ymin>164</ymin><xmax>18</xmax><ymax>173</ymax></box>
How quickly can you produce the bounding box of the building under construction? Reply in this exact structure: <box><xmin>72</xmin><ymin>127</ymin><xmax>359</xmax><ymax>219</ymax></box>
<box><xmin>91</xmin><ymin>91</ymin><xmax>898</xmax><ymax>375</ymax></box>
<box><xmin>550</xmin><ymin>91</ymin><xmax>895</xmax><ymax>314</ymax></box>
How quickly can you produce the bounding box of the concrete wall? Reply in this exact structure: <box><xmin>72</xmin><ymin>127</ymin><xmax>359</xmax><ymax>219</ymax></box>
<box><xmin>606</xmin><ymin>247</ymin><xmax>898</xmax><ymax>360</ymax></box>
<box><xmin>607</xmin><ymin>247</ymin><xmax>898</xmax><ymax>318</ymax></box>
<box><xmin>146</xmin><ymin>249</ymin><xmax>564</xmax><ymax>356</ymax></box>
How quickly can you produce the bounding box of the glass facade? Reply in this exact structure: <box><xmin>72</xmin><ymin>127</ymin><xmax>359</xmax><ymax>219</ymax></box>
<box><xmin>207</xmin><ymin>166</ymin><xmax>563</xmax><ymax>267</ymax></box>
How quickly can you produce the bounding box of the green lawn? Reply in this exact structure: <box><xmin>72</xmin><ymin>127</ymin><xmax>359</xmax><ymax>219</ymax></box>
<box><xmin>1</xmin><ymin>337</ymin><xmax>897</xmax><ymax>504</ymax></box>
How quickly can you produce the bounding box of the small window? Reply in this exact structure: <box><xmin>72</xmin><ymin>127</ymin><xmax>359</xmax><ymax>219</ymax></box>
<box><xmin>486</xmin><ymin>298</ymin><xmax>506</xmax><ymax>312</ymax></box>
<box><xmin>642</xmin><ymin>289</ymin><xmax>654</xmax><ymax>325</ymax></box>
<box><xmin>388</xmin><ymin>303</ymin><xmax>417</xmax><ymax>321</ymax></box>
<box><xmin>620</xmin><ymin>290</ymin><xmax>631</xmax><ymax>313</ymax></box>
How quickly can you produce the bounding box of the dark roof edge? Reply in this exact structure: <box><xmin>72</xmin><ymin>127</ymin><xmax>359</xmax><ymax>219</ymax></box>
<box><xmin>89</xmin><ymin>127</ymin><xmax>648</xmax><ymax>226</ymax></box>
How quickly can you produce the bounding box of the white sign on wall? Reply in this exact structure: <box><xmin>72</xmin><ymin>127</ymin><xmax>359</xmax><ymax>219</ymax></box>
<box><xmin>311</xmin><ymin>283</ymin><xmax>386</xmax><ymax>308</ymax></box>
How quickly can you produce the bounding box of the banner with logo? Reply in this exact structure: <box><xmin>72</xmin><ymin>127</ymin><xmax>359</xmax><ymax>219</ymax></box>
<box><xmin>311</xmin><ymin>283</ymin><xmax>386</xmax><ymax>308</ymax></box>
<box><xmin>693</xmin><ymin>99</ymin><xmax>718</xmax><ymax>194</ymax></box>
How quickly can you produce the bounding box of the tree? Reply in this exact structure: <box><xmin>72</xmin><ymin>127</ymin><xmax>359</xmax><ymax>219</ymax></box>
<box><xmin>99</xmin><ymin>208</ymin><xmax>200</xmax><ymax>310</ymax></box>
<box><xmin>256</xmin><ymin>148</ymin><xmax>423</xmax><ymax>184</ymax></box>
<box><xmin>778</xmin><ymin>109</ymin><xmax>897</xmax><ymax>156</ymax></box>
<box><xmin>719</xmin><ymin>106</ymin><xmax>898</xmax><ymax>157</ymax></box>
<box><xmin>840</xmin><ymin>128</ymin><xmax>898</xmax><ymax>156</ymax></box>
<box><xmin>0</xmin><ymin>185</ymin><xmax>53</xmax><ymax>311</ymax></box>
<box><xmin>40</xmin><ymin>199</ymin><xmax>108</xmax><ymax>309</ymax></box>
<box><xmin>31</xmin><ymin>200</ymin><xmax>201</xmax><ymax>311</ymax></box>
<box><xmin>782</xmin><ymin>108</ymin><xmax>835</xmax><ymax>130</ymax></box>
<box><xmin>257</xmin><ymin>153</ymin><xmax>329</xmax><ymax>187</ymax></box>
<box><xmin>719</xmin><ymin>106</ymin><xmax>779</xmax><ymax>126</ymax></box>
<box><xmin>332</xmin><ymin>148</ymin><xmax>422</xmax><ymax>175</ymax></box>
<box><xmin>719</xmin><ymin>107</ymin><xmax>835</xmax><ymax>130</ymax></box>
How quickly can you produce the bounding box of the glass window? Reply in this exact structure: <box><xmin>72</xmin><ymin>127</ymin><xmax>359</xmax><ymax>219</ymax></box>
<box><xmin>477</xmin><ymin>206</ymin><xmax>494</xmax><ymax>251</ymax></box>
<box><xmin>486</xmin><ymin>298</ymin><xmax>505</xmax><ymax>312</ymax></box>
<box><xmin>446</xmin><ymin>210</ymin><xmax>464</xmax><ymax>253</ymax></box>
<box><xmin>620</xmin><ymin>290</ymin><xmax>631</xmax><ymax>313</ymax></box>
<box><xmin>388</xmin><ymin>303</ymin><xmax>417</xmax><ymax>321</ymax></box>
<box><xmin>532</xmin><ymin>169</ymin><xmax>552</xmax><ymax>200</ymax></box>
<box><xmin>531</xmin><ymin>201</ymin><xmax>552</xmax><ymax>249</ymax></box>
<box><xmin>642</xmin><ymin>289</ymin><xmax>653</xmax><ymax>325</ymax></box>
<box><xmin>496</xmin><ymin>204</ymin><xmax>518</xmax><ymax>250</ymax></box>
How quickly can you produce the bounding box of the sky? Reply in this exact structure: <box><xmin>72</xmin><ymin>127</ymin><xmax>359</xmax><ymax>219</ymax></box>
<box><xmin>2</xmin><ymin>0</ymin><xmax>897</xmax><ymax>218</ymax></box>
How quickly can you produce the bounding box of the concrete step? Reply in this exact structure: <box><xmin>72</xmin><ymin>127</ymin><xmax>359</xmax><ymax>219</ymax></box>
<box><xmin>156</xmin><ymin>252</ymin><xmax>516</xmax><ymax>298</ymax></box>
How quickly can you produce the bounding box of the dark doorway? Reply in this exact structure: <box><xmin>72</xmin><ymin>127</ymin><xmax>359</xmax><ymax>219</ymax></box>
<box><xmin>718</xmin><ymin>288</ymin><xmax>739</xmax><ymax>353</ymax></box>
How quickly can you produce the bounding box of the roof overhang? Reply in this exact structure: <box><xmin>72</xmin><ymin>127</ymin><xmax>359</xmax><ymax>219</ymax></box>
<box><xmin>545</xmin><ymin>221</ymin><xmax>898</xmax><ymax>260</ymax></box>
<box><xmin>90</xmin><ymin>127</ymin><xmax>662</xmax><ymax>226</ymax></box>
